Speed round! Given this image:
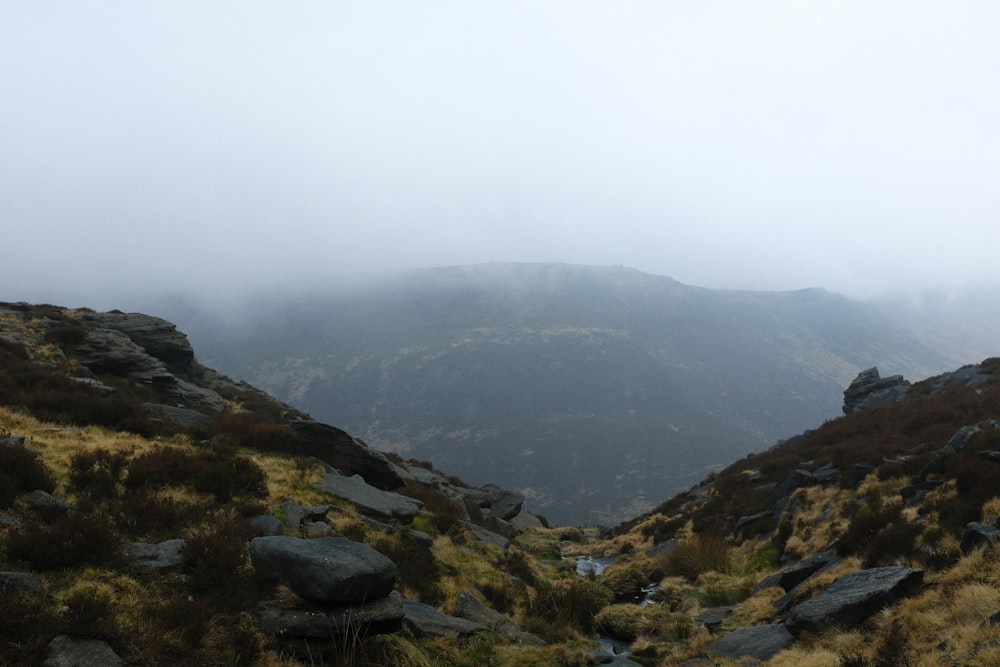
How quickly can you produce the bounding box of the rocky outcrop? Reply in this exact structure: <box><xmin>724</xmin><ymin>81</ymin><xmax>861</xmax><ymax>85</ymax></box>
<box><xmin>250</xmin><ymin>536</ymin><xmax>397</xmax><ymax>604</ymax></box>
<box><xmin>82</xmin><ymin>312</ymin><xmax>195</xmax><ymax>371</ymax></box>
<box><xmin>402</xmin><ymin>599</ymin><xmax>487</xmax><ymax>639</ymax></box>
<box><xmin>454</xmin><ymin>591</ymin><xmax>546</xmax><ymax>645</ymax></box>
<box><xmin>122</xmin><ymin>539</ymin><xmax>188</xmax><ymax>572</ymax></box>
<box><xmin>754</xmin><ymin>552</ymin><xmax>838</xmax><ymax>594</ymax></box>
<box><xmin>44</xmin><ymin>635</ymin><xmax>123</xmax><ymax>667</ymax></box>
<box><xmin>707</xmin><ymin>624</ymin><xmax>795</xmax><ymax>661</ymax></box>
<box><xmin>786</xmin><ymin>566</ymin><xmax>924</xmax><ymax>633</ymax></box>
<box><xmin>312</xmin><ymin>472</ymin><xmax>422</xmax><ymax>523</ymax></box>
<box><xmin>288</xmin><ymin>422</ymin><xmax>405</xmax><ymax>490</ymax></box>
<box><xmin>843</xmin><ymin>367</ymin><xmax>910</xmax><ymax>414</ymax></box>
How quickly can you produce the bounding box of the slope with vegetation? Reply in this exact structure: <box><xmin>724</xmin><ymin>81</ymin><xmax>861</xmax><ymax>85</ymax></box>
<box><xmin>179</xmin><ymin>262</ymin><xmax>957</xmax><ymax>524</ymax></box>
<box><xmin>4</xmin><ymin>300</ymin><xmax>1000</xmax><ymax>667</ymax></box>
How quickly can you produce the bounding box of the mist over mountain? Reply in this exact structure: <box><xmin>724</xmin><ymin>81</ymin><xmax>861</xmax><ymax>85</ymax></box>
<box><xmin>180</xmin><ymin>264</ymin><xmax>961</xmax><ymax>524</ymax></box>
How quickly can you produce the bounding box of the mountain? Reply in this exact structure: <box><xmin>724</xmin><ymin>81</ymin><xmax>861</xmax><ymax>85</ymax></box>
<box><xmin>186</xmin><ymin>263</ymin><xmax>958</xmax><ymax>525</ymax></box>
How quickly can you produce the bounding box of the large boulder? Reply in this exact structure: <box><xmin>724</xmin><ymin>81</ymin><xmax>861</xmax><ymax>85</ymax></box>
<box><xmin>288</xmin><ymin>422</ymin><xmax>406</xmax><ymax>490</ymax></box>
<box><xmin>312</xmin><ymin>473</ymin><xmax>422</xmax><ymax>523</ymax></box>
<box><xmin>707</xmin><ymin>624</ymin><xmax>795</xmax><ymax>661</ymax></box>
<box><xmin>786</xmin><ymin>566</ymin><xmax>923</xmax><ymax>633</ymax></box>
<box><xmin>249</xmin><ymin>536</ymin><xmax>397</xmax><ymax>605</ymax></box>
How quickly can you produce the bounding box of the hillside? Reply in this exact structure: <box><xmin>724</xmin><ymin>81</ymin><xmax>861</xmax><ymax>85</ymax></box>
<box><xmin>3</xmin><ymin>301</ymin><xmax>1000</xmax><ymax>666</ymax></box>
<box><xmin>183</xmin><ymin>263</ymin><xmax>956</xmax><ymax>524</ymax></box>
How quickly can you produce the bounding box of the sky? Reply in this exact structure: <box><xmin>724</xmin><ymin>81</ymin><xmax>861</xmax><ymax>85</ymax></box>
<box><xmin>3</xmin><ymin>2</ymin><xmax>999</xmax><ymax>311</ymax></box>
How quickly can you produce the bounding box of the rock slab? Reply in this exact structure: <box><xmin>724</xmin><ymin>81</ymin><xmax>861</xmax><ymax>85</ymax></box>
<box><xmin>402</xmin><ymin>598</ymin><xmax>486</xmax><ymax>639</ymax></box>
<box><xmin>707</xmin><ymin>624</ymin><xmax>795</xmax><ymax>661</ymax></box>
<box><xmin>44</xmin><ymin>635</ymin><xmax>123</xmax><ymax>667</ymax></box>
<box><xmin>312</xmin><ymin>472</ymin><xmax>422</xmax><ymax>523</ymax></box>
<box><xmin>786</xmin><ymin>566</ymin><xmax>923</xmax><ymax>633</ymax></box>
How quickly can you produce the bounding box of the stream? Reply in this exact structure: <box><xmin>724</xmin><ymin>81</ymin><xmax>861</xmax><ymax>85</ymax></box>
<box><xmin>576</xmin><ymin>556</ymin><xmax>659</xmax><ymax>658</ymax></box>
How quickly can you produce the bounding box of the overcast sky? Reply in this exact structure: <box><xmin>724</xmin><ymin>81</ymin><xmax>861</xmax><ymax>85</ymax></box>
<box><xmin>3</xmin><ymin>2</ymin><xmax>999</xmax><ymax>310</ymax></box>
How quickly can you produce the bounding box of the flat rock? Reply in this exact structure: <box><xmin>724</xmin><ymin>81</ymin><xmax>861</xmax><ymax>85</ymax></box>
<box><xmin>708</xmin><ymin>624</ymin><xmax>795</xmax><ymax>661</ymax></box>
<box><xmin>754</xmin><ymin>553</ymin><xmax>838</xmax><ymax>593</ymax></box>
<box><xmin>250</xmin><ymin>515</ymin><xmax>284</xmax><ymax>536</ymax></box>
<box><xmin>26</xmin><ymin>489</ymin><xmax>70</xmax><ymax>517</ymax></box>
<box><xmin>0</xmin><ymin>571</ymin><xmax>43</xmax><ymax>595</ymax></box>
<box><xmin>313</xmin><ymin>473</ymin><xmax>422</xmax><ymax>523</ymax></box>
<box><xmin>455</xmin><ymin>591</ymin><xmax>523</xmax><ymax>641</ymax></box>
<box><xmin>258</xmin><ymin>590</ymin><xmax>404</xmax><ymax>638</ymax></box>
<box><xmin>142</xmin><ymin>403</ymin><xmax>214</xmax><ymax>431</ymax></box>
<box><xmin>459</xmin><ymin>521</ymin><xmax>510</xmax><ymax>552</ymax></box>
<box><xmin>786</xmin><ymin>566</ymin><xmax>923</xmax><ymax>633</ymax></box>
<box><xmin>44</xmin><ymin>635</ymin><xmax>123</xmax><ymax>667</ymax></box>
<box><xmin>402</xmin><ymin>599</ymin><xmax>487</xmax><ymax>639</ymax></box>
<box><xmin>961</xmin><ymin>522</ymin><xmax>998</xmax><ymax>555</ymax></box>
<box><xmin>696</xmin><ymin>606</ymin><xmax>734</xmax><ymax>632</ymax></box>
<box><xmin>123</xmin><ymin>538</ymin><xmax>187</xmax><ymax>572</ymax></box>
<box><xmin>250</xmin><ymin>535</ymin><xmax>397</xmax><ymax>605</ymax></box>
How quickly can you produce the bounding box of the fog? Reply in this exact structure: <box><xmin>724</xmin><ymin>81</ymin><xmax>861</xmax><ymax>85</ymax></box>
<box><xmin>3</xmin><ymin>2</ymin><xmax>999</xmax><ymax>313</ymax></box>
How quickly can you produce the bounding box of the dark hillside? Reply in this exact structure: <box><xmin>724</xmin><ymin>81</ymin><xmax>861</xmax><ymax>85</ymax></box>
<box><xmin>184</xmin><ymin>263</ymin><xmax>955</xmax><ymax>524</ymax></box>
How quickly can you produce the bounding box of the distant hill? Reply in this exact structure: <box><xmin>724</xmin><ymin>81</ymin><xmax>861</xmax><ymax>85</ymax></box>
<box><xmin>185</xmin><ymin>263</ymin><xmax>957</xmax><ymax>524</ymax></box>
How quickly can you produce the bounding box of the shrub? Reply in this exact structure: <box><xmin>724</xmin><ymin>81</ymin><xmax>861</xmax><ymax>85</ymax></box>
<box><xmin>124</xmin><ymin>446</ymin><xmax>267</xmax><ymax>502</ymax></box>
<box><xmin>528</xmin><ymin>577</ymin><xmax>614</xmax><ymax>636</ymax></box>
<box><xmin>0</xmin><ymin>592</ymin><xmax>58</xmax><ymax>665</ymax></box>
<box><xmin>0</xmin><ymin>443</ymin><xmax>56</xmax><ymax>507</ymax></box>
<box><xmin>117</xmin><ymin>488</ymin><xmax>197</xmax><ymax>538</ymax></box>
<box><xmin>60</xmin><ymin>583</ymin><xmax>120</xmax><ymax>640</ymax></box>
<box><xmin>595</xmin><ymin>604</ymin><xmax>693</xmax><ymax>643</ymax></box>
<box><xmin>68</xmin><ymin>447</ymin><xmax>130</xmax><ymax>503</ymax></box>
<box><xmin>5</xmin><ymin>513</ymin><xmax>119</xmax><ymax>570</ymax></box>
<box><xmin>661</xmin><ymin>534</ymin><xmax>731</xmax><ymax>581</ymax></box>
<box><xmin>836</xmin><ymin>503</ymin><xmax>921</xmax><ymax>566</ymax></box>
<box><xmin>396</xmin><ymin>483</ymin><xmax>466</xmax><ymax>534</ymax></box>
<box><xmin>370</xmin><ymin>532</ymin><xmax>444</xmax><ymax>605</ymax></box>
<box><xmin>600</xmin><ymin>566</ymin><xmax>649</xmax><ymax>603</ymax></box>
<box><xmin>184</xmin><ymin>513</ymin><xmax>266</xmax><ymax>612</ymax></box>
<box><xmin>43</xmin><ymin>322</ymin><xmax>88</xmax><ymax>347</ymax></box>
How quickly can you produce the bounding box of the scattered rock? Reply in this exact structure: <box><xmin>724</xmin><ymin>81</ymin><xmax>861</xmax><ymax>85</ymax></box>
<box><xmin>250</xmin><ymin>515</ymin><xmax>284</xmax><ymax>536</ymax></box>
<box><xmin>402</xmin><ymin>599</ymin><xmax>487</xmax><ymax>639</ymax></box>
<box><xmin>249</xmin><ymin>536</ymin><xmax>397</xmax><ymax>605</ymax></box>
<box><xmin>754</xmin><ymin>553</ymin><xmax>838</xmax><ymax>594</ymax></box>
<box><xmin>26</xmin><ymin>490</ymin><xmax>70</xmax><ymax>518</ymax></box>
<box><xmin>961</xmin><ymin>522</ymin><xmax>999</xmax><ymax>555</ymax></box>
<box><xmin>404</xmin><ymin>529</ymin><xmax>434</xmax><ymax>549</ymax></box>
<box><xmin>141</xmin><ymin>403</ymin><xmax>214</xmax><ymax>431</ymax></box>
<box><xmin>510</xmin><ymin>510</ymin><xmax>544</xmax><ymax>531</ymax></box>
<box><xmin>0</xmin><ymin>436</ymin><xmax>27</xmax><ymax>447</ymax></box>
<box><xmin>69</xmin><ymin>377</ymin><xmax>115</xmax><ymax>395</ymax></box>
<box><xmin>123</xmin><ymin>538</ymin><xmax>187</xmax><ymax>572</ymax></box>
<box><xmin>696</xmin><ymin>606</ymin><xmax>734</xmax><ymax>631</ymax></box>
<box><xmin>646</xmin><ymin>538</ymin><xmax>679</xmax><ymax>559</ymax></box>
<box><xmin>708</xmin><ymin>624</ymin><xmax>795</xmax><ymax>661</ymax></box>
<box><xmin>275</xmin><ymin>499</ymin><xmax>332</xmax><ymax>534</ymax></box>
<box><xmin>458</xmin><ymin>521</ymin><xmax>510</xmax><ymax>552</ymax></box>
<box><xmin>786</xmin><ymin>566</ymin><xmax>924</xmax><ymax>633</ymax></box>
<box><xmin>0</xmin><ymin>571</ymin><xmax>43</xmax><ymax>595</ymax></box>
<box><xmin>312</xmin><ymin>472</ymin><xmax>422</xmax><ymax>523</ymax></box>
<box><xmin>44</xmin><ymin>635</ymin><xmax>123</xmax><ymax>667</ymax></box>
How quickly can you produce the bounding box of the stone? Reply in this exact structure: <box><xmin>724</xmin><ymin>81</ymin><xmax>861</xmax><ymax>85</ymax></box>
<box><xmin>83</xmin><ymin>311</ymin><xmax>195</xmax><ymax>370</ymax></box>
<box><xmin>26</xmin><ymin>489</ymin><xmax>70</xmax><ymax>518</ymax></box>
<box><xmin>44</xmin><ymin>635</ymin><xmax>123</xmax><ymax>667</ymax></box>
<box><xmin>459</xmin><ymin>521</ymin><xmax>510</xmax><ymax>552</ymax></box>
<box><xmin>123</xmin><ymin>538</ymin><xmax>187</xmax><ymax>572</ymax></box>
<box><xmin>404</xmin><ymin>529</ymin><xmax>434</xmax><ymax>549</ymax></box>
<box><xmin>313</xmin><ymin>472</ymin><xmax>422</xmax><ymax>523</ymax></box>
<box><xmin>646</xmin><ymin>538</ymin><xmax>679</xmax><ymax>559</ymax></box>
<box><xmin>707</xmin><ymin>624</ymin><xmax>795</xmax><ymax>661</ymax></box>
<box><xmin>258</xmin><ymin>590</ymin><xmax>404</xmax><ymax>639</ymax></box>
<box><xmin>69</xmin><ymin>377</ymin><xmax>115</xmax><ymax>395</ymax></box>
<box><xmin>0</xmin><ymin>436</ymin><xmax>27</xmax><ymax>447</ymax></box>
<box><xmin>510</xmin><ymin>510</ymin><xmax>544</xmax><ymax>532</ymax></box>
<box><xmin>490</xmin><ymin>490</ymin><xmax>525</xmax><ymax>521</ymax></box>
<box><xmin>696</xmin><ymin>606</ymin><xmax>734</xmax><ymax>631</ymax></box>
<box><xmin>754</xmin><ymin>553</ymin><xmax>838</xmax><ymax>594</ymax></box>
<box><xmin>786</xmin><ymin>566</ymin><xmax>924</xmax><ymax>633</ymax></box>
<box><xmin>0</xmin><ymin>571</ymin><xmax>44</xmax><ymax>596</ymax></box>
<box><xmin>402</xmin><ymin>598</ymin><xmax>487</xmax><ymax>639</ymax></box>
<box><xmin>249</xmin><ymin>536</ymin><xmax>397</xmax><ymax>605</ymax></box>
<box><xmin>275</xmin><ymin>499</ymin><xmax>333</xmax><ymax>534</ymax></box>
<box><xmin>454</xmin><ymin>590</ymin><xmax>546</xmax><ymax>645</ymax></box>
<box><xmin>961</xmin><ymin>522</ymin><xmax>999</xmax><ymax>555</ymax></box>
<box><xmin>250</xmin><ymin>515</ymin><xmax>284</xmax><ymax>536</ymax></box>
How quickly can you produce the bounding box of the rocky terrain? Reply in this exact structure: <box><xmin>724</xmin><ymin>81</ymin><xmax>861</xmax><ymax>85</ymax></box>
<box><xmin>2</xmin><ymin>300</ymin><xmax>1000</xmax><ymax>666</ymax></box>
